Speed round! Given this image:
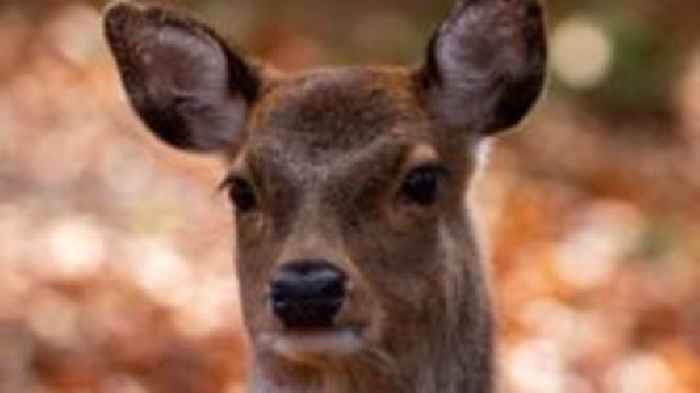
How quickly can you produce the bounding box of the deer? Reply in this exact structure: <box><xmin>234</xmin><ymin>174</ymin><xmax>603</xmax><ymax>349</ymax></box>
<box><xmin>103</xmin><ymin>0</ymin><xmax>547</xmax><ymax>392</ymax></box>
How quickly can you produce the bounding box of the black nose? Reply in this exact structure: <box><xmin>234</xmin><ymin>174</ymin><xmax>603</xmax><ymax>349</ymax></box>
<box><xmin>270</xmin><ymin>260</ymin><xmax>347</xmax><ymax>329</ymax></box>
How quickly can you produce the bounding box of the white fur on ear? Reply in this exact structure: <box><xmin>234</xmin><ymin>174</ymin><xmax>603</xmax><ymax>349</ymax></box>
<box><xmin>475</xmin><ymin>139</ymin><xmax>493</xmax><ymax>175</ymax></box>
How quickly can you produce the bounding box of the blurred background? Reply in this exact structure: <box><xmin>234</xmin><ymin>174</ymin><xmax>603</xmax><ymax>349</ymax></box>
<box><xmin>1</xmin><ymin>0</ymin><xmax>699</xmax><ymax>392</ymax></box>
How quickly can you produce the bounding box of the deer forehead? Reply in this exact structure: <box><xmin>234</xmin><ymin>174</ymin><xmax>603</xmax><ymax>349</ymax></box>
<box><xmin>234</xmin><ymin>68</ymin><xmax>440</xmax><ymax>185</ymax></box>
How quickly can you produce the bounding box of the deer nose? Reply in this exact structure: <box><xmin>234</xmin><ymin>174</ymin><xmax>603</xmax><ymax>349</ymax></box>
<box><xmin>270</xmin><ymin>260</ymin><xmax>347</xmax><ymax>329</ymax></box>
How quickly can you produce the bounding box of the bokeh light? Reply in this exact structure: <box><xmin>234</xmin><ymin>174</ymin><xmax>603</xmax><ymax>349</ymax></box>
<box><xmin>551</xmin><ymin>16</ymin><xmax>613</xmax><ymax>90</ymax></box>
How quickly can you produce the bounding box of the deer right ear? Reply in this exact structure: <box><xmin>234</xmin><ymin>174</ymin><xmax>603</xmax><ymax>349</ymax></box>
<box><xmin>418</xmin><ymin>0</ymin><xmax>547</xmax><ymax>136</ymax></box>
<box><xmin>104</xmin><ymin>1</ymin><xmax>260</xmax><ymax>152</ymax></box>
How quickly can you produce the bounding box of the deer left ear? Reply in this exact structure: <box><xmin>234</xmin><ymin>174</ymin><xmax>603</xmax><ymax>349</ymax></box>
<box><xmin>104</xmin><ymin>1</ymin><xmax>261</xmax><ymax>152</ymax></box>
<box><xmin>419</xmin><ymin>0</ymin><xmax>547</xmax><ymax>136</ymax></box>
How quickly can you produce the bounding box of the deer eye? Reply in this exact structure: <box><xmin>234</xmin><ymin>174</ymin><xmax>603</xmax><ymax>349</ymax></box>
<box><xmin>400</xmin><ymin>165</ymin><xmax>449</xmax><ymax>206</ymax></box>
<box><xmin>224</xmin><ymin>177</ymin><xmax>257</xmax><ymax>213</ymax></box>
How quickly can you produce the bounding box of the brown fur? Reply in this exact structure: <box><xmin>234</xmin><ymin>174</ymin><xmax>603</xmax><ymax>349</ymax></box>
<box><xmin>103</xmin><ymin>1</ymin><xmax>547</xmax><ymax>392</ymax></box>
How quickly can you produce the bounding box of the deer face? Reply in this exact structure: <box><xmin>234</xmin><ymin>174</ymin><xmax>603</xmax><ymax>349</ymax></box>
<box><xmin>104</xmin><ymin>0</ymin><xmax>546</xmax><ymax>370</ymax></box>
<box><xmin>228</xmin><ymin>69</ymin><xmax>483</xmax><ymax>364</ymax></box>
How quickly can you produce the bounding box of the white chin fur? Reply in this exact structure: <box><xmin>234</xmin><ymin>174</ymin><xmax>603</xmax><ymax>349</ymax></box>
<box><xmin>261</xmin><ymin>328</ymin><xmax>363</xmax><ymax>361</ymax></box>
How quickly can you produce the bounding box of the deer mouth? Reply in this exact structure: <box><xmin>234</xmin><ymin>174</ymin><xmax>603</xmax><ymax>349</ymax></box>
<box><xmin>261</xmin><ymin>326</ymin><xmax>365</xmax><ymax>361</ymax></box>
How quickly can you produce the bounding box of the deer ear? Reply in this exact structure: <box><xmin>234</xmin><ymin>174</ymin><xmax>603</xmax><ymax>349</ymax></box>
<box><xmin>104</xmin><ymin>1</ymin><xmax>260</xmax><ymax>152</ymax></box>
<box><xmin>419</xmin><ymin>0</ymin><xmax>547</xmax><ymax>136</ymax></box>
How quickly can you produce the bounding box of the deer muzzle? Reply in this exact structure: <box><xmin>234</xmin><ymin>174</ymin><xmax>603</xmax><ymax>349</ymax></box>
<box><xmin>270</xmin><ymin>260</ymin><xmax>347</xmax><ymax>330</ymax></box>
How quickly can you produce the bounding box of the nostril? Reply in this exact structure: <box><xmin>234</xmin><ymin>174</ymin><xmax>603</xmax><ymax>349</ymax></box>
<box><xmin>270</xmin><ymin>260</ymin><xmax>347</xmax><ymax>328</ymax></box>
<box><xmin>271</xmin><ymin>260</ymin><xmax>347</xmax><ymax>299</ymax></box>
<box><xmin>318</xmin><ymin>274</ymin><xmax>345</xmax><ymax>298</ymax></box>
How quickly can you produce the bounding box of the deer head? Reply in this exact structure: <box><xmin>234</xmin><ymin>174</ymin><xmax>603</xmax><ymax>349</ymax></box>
<box><xmin>104</xmin><ymin>1</ymin><xmax>547</xmax><ymax>392</ymax></box>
